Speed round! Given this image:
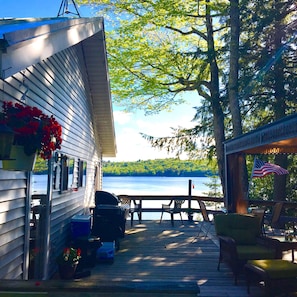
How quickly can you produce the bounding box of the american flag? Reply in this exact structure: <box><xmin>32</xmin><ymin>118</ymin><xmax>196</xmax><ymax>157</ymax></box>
<box><xmin>252</xmin><ymin>158</ymin><xmax>289</xmax><ymax>178</ymax></box>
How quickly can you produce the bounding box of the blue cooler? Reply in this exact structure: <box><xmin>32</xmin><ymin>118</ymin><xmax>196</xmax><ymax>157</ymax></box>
<box><xmin>71</xmin><ymin>215</ymin><xmax>91</xmax><ymax>240</ymax></box>
<box><xmin>96</xmin><ymin>241</ymin><xmax>115</xmax><ymax>263</ymax></box>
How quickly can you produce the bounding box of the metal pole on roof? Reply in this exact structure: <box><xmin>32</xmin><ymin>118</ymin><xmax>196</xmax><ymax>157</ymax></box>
<box><xmin>57</xmin><ymin>0</ymin><xmax>81</xmax><ymax>17</ymax></box>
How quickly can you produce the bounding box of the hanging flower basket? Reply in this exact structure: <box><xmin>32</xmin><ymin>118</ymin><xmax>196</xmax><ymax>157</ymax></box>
<box><xmin>2</xmin><ymin>145</ymin><xmax>36</xmax><ymax>171</ymax></box>
<box><xmin>0</xmin><ymin>124</ymin><xmax>14</xmax><ymax>160</ymax></box>
<box><xmin>0</xmin><ymin>101</ymin><xmax>62</xmax><ymax>170</ymax></box>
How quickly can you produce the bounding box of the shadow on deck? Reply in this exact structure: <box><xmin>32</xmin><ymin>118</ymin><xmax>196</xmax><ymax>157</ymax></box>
<box><xmin>87</xmin><ymin>220</ymin><xmax>265</xmax><ymax>296</ymax></box>
<box><xmin>1</xmin><ymin>219</ymin><xmax>295</xmax><ymax>296</ymax></box>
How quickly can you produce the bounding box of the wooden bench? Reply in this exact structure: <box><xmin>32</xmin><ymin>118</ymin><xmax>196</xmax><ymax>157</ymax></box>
<box><xmin>245</xmin><ymin>259</ymin><xmax>297</xmax><ymax>296</ymax></box>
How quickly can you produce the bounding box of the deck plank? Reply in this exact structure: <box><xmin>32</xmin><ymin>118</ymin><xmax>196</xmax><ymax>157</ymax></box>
<box><xmin>2</xmin><ymin>220</ymin><xmax>296</xmax><ymax>296</ymax></box>
<box><xmin>86</xmin><ymin>220</ymin><xmax>265</xmax><ymax>296</ymax></box>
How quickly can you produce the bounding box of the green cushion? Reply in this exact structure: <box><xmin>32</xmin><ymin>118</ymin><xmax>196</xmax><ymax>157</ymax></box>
<box><xmin>248</xmin><ymin>259</ymin><xmax>297</xmax><ymax>279</ymax></box>
<box><xmin>237</xmin><ymin>245</ymin><xmax>276</xmax><ymax>260</ymax></box>
<box><xmin>214</xmin><ymin>213</ymin><xmax>261</xmax><ymax>245</ymax></box>
<box><xmin>227</xmin><ymin>229</ymin><xmax>257</xmax><ymax>245</ymax></box>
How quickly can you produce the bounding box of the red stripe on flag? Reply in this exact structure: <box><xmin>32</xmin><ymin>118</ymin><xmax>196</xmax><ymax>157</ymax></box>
<box><xmin>252</xmin><ymin>159</ymin><xmax>289</xmax><ymax>178</ymax></box>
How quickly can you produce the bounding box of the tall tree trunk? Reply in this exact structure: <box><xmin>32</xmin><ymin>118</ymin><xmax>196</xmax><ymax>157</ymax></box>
<box><xmin>228</xmin><ymin>0</ymin><xmax>242</xmax><ymax>137</ymax></box>
<box><xmin>228</xmin><ymin>0</ymin><xmax>248</xmax><ymax>205</ymax></box>
<box><xmin>272</xmin><ymin>0</ymin><xmax>287</xmax><ymax>200</ymax></box>
<box><xmin>205</xmin><ymin>0</ymin><xmax>226</xmax><ymax>196</ymax></box>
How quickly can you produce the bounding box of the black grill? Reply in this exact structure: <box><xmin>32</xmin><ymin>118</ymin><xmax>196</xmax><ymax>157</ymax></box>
<box><xmin>95</xmin><ymin>190</ymin><xmax>119</xmax><ymax>206</ymax></box>
<box><xmin>91</xmin><ymin>191</ymin><xmax>127</xmax><ymax>247</ymax></box>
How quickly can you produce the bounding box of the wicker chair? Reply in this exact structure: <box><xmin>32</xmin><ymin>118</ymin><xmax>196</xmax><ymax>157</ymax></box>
<box><xmin>263</xmin><ymin>202</ymin><xmax>284</xmax><ymax>235</ymax></box>
<box><xmin>214</xmin><ymin>213</ymin><xmax>282</xmax><ymax>284</ymax></box>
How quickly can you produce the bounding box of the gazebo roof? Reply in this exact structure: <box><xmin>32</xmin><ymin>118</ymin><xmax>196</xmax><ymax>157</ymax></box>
<box><xmin>224</xmin><ymin>113</ymin><xmax>297</xmax><ymax>155</ymax></box>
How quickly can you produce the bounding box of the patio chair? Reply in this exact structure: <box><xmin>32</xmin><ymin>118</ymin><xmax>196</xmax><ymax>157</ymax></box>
<box><xmin>214</xmin><ymin>213</ymin><xmax>282</xmax><ymax>284</ymax></box>
<box><xmin>196</xmin><ymin>200</ymin><xmax>213</xmax><ymax>239</ymax></box>
<box><xmin>263</xmin><ymin>202</ymin><xmax>284</xmax><ymax>235</ymax></box>
<box><xmin>251</xmin><ymin>208</ymin><xmax>266</xmax><ymax>235</ymax></box>
<box><xmin>160</xmin><ymin>199</ymin><xmax>185</xmax><ymax>227</ymax></box>
<box><xmin>120</xmin><ymin>196</ymin><xmax>141</xmax><ymax>226</ymax></box>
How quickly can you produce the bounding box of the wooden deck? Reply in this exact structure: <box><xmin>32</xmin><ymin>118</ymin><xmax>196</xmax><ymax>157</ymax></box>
<box><xmin>81</xmin><ymin>219</ymin><xmax>266</xmax><ymax>296</ymax></box>
<box><xmin>87</xmin><ymin>219</ymin><xmax>297</xmax><ymax>297</ymax></box>
<box><xmin>1</xmin><ymin>219</ymin><xmax>296</xmax><ymax>296</ymax></box>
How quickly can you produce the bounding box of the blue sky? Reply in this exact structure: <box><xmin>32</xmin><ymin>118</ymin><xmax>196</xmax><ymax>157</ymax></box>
<box><xmin>0</xmin><ymin>0</ymin><xmax>96</xmax><ymax>18</ymax></box>
<box><xmin>0</xmin><ymin>0</ymin><xmax>199</xmax><ymax>161</ymax></box>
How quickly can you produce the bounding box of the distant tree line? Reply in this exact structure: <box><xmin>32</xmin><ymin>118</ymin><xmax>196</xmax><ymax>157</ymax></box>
<box><xmin>33</xmin><ymin>157</ymin><xmax>48</xmax><ymax>174</ymax></box>
<box><xmin>102</xmin><ymin>158</ymin><xmax>216</xmax><ymax>177</ymax></box>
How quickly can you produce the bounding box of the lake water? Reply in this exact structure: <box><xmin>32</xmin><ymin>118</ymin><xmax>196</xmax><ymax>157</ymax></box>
<box><xmin>102</xmin><ymin>176</ymin><xmax>214</xmax><ymax>220</ymax></box>
<box><xmin>102</xmin><ymin>176</ymin><xmax>211</xmax><ymax>196</ymax></box>
<box><xmin>32</xmin><ymin>175</ymin><xmax>215</xmax><ymax>220</ymax></box>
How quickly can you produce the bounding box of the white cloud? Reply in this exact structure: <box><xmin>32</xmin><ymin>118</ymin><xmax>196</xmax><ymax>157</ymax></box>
<box><xmin>111</xmin><ymin>125</ymin><xmax>173</xmax><ymax>161</ymax></box>
<box><xmin>106</xmin><ymin>100</ymin><xmax>198</xmax><ymax>162</ymax></box>
<box><xmin>113</xmin><ymin>110</ymin><xmax>132</xmax><ymax>125</ymax></box>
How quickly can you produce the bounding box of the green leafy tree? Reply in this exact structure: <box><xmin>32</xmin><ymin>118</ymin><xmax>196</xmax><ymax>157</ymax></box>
<box><xmin>239</xmin><ymin>0</ymin><xmax>297</xmax><ymax>200</ymax></box>
<box><xmin>78</xmin><ymin>0</ymin><xmax>234</xmax><ymax>195</ymax></box>
<box><xmin>102</xmin><ymin>158</ymin><xmax>214</xmax><ymax>177</ymax></box>
<box><xmin>79</xmin><ymin>0</ymin><xmax>297</xmax><ymax>199</ymax></box>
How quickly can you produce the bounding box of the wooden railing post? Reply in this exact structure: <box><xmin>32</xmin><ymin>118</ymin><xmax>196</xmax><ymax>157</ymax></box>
<box><xmin>188</xmin><ymin>179</ymin><xmax>193</xmax><ymax>221</ymax></box>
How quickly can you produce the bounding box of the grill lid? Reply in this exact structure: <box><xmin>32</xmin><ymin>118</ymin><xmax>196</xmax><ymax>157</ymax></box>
<box><xmin>95</xmin><ymin>190</ymin><xmax>119</xmax><ymax>205</ymax></box>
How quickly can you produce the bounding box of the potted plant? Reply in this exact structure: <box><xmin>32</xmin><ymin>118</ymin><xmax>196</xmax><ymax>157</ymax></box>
<box><xmin>56</xmin><ymin>247</ymin><xmax>81</xmax><ymax>279</ymax></box>
<box><xmin>0</xmin><ymin>101</ymin><xmax>62</xmax><ymax>170</ymax></box>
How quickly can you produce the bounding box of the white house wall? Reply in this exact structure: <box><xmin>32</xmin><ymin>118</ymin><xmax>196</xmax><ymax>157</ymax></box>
<box><xmin>0</xmin><ymin>38</ymin><xmax>106</xmax><ymax>279</ymax></box>
<box><xmin>0</xmin><ymin>170</ymin><xmax>28</xmax><ymax>279</ymax></box>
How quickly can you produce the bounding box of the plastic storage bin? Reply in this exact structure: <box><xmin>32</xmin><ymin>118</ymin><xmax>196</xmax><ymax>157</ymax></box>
<box><xmin>71</xmin><ymin>215</ymin><xmax>91</xmax><ymax>240</ymax></box>
<box><xmin>96</xmin><ymin>241</ymin><xmax>115</xmax><ymax>263</ymax></box>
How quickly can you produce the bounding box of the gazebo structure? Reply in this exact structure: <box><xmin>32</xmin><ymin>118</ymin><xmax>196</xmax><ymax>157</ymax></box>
<box><xmin>224</xmin><ymin>113</ymin><xmax>297</xmax><ymax>213</ymax></box>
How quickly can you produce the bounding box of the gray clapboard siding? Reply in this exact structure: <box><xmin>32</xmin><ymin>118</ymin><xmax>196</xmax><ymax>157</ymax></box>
<box><xmin>0</xmin><ymin>171</ymin><xmax>28</xmax><ymax>279</ymax></box>
<box><xmin>41</xmin><ymin>43</ymin><xmax>101</xmax><ymax>277</ymax></box>
<box><xmin>2</xmin><ymin>46</ymin><xmax>98</xmax><ymax>161</ymax></box>
<box><xmin>0</xmin><ymin>218</ymin><xmax>23</xmax><ymax>235</ymax></box>
<box><xmin>0</xmin><ymin>254</ymin><xmax>24</xmax><ymax>279</ymax></box>
<box><xmin>48</xmin><ymin>189</ymin><xmax>86</xmax><ymax>277</ymax></box>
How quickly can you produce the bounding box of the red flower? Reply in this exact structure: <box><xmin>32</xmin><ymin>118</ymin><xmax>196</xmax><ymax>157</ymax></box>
<box><xmin>1</xmin><ymin>101</ymin><xmax>62</xmax><ymax>159</ymax></box>
<box><xmin>57</xmin><ymin>247</ymin><xmax>81</xmax><ymax>266</ymax></box>
<box><xmin>77</xmin><ymin>248</ymin><xmax>81</xmax><ymax>257</ymax></box>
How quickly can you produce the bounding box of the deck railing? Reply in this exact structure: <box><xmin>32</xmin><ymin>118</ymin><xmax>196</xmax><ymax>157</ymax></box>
<box><xmin>114</xmin><ymin>195</ymin><xmax>297</xmax><ymax>224</ymax></box>
<box><xmin>117</xmin><ymin>194</ymin><xmax>225</xmax><ymax>221</ymax></box>
<box><xmin>90</xmin><ymin>191</ymin><xmax>297</xmax><ymax>224</ymax></box>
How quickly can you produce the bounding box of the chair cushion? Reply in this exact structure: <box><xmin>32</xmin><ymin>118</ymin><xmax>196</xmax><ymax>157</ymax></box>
<box><xmin>215</xmin><ymin>214</ymin><xmax>261</xmax><ymax>245</ymax></box>
<box><xmin>237</xmin><ymin>245</ymin><xmax>276</xmax><ymax>260</ymax></box>
<box><xmin>227</xmin><ymin>229</ymin><xmax>257</xmax><ymax>245</ymax></box>
<box><xmin>247</xmin><ymin>259</ymin><xmax>297</xmax><ymax>279</ymax></box>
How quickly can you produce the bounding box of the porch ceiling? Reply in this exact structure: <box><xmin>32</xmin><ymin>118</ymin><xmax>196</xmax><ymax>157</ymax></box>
<box><xmin>242</xmin><ymin>138</ymin><xmax>297</xmax><ymax>154</ymax></box>
<box><xmin>224</xmin><ymin>113</ymin><xmax>297</xmax><ymax>155</ymax></box>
